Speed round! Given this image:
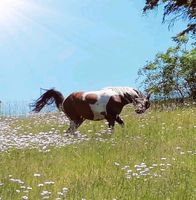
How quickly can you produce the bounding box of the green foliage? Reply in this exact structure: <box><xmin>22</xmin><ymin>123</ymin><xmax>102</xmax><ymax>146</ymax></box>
<box><xmin>143</xmin><ymin>0</ymin><xmax>196</xmax><ymax>37</ymax></box>
<box><xmin>138</xmin><ymin>37</ymin><xmax>196</xmax><ymax>100</ymax></box>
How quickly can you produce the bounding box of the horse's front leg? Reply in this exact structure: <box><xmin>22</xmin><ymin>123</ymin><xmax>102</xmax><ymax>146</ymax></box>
<box><xmin>115</xmin><ymin>116</ymin><xmax>124</xmax><ymax>127</ymax></box>
<box><xmin>105</xmin><ymin>115</ymin><xmax>116</xmax><ymax>133</ymax></box>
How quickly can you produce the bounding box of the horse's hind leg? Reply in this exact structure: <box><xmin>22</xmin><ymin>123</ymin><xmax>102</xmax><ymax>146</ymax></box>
<box><xmin>66</xmin><ymin>118</ymin><xmax>84</xmax><ymax>134</ymax></box>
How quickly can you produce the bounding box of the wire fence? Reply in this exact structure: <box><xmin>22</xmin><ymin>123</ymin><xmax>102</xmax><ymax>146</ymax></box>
<box><xmin>0</xmin><ymin>101</ymin><xmax>56</xmax><ymax>117</ymax></box>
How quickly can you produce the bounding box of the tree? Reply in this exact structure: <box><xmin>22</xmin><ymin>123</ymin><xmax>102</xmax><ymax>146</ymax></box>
<box><xmin>143</xmin><ymin>0</ymin><xmax>196</xmax><ymax>37</ymax></box>
<box><xmin>138</xmin><ymin>36</ymin><xmax>196</xmax><ymax>100</ymax></box>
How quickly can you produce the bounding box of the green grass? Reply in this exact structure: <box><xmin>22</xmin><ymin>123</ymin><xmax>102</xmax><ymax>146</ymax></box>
<box><xmin>0</xmin><ymin>107</ymin><xmax>195</xmax><ymax>200</ymax></box>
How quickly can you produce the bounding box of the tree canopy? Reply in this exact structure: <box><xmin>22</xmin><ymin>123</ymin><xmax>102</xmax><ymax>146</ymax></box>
<box><xmin>138</xmin><ymin>36</ymin><xmax>196</xmax><ymax>100</ymax></box>
<box><xmin>143</xmin><ymin>0</ymin><xmax>196</xmax><ymax>36</ymax></box>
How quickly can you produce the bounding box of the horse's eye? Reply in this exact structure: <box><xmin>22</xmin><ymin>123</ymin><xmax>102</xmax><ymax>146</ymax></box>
<box><xmin>145</xmin><ymin>101</ymin><xmax>150</xmax><ymax>108</ymax></box>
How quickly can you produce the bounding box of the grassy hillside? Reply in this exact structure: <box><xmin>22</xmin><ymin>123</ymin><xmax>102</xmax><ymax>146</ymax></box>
<box><xmin>0</xmin><ymin>105</ymin><xmax>195</xmax><ymax>200</ymax></box>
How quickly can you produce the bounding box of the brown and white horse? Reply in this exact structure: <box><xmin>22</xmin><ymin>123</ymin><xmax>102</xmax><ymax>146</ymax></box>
<box><xmin>32</xmin><ymin>87</ymin><xmax>151</xmax><ymax>133</ymax></box>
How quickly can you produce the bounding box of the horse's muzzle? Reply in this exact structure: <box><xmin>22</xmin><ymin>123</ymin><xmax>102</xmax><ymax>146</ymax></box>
<box><xmin>135</xmin><ymin>109</ymin><xmax>144</xmax><ymax>114</ymax></box>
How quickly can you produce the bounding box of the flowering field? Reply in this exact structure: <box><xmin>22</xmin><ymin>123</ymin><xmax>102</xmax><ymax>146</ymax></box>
<box><xmin>0</xmin><ymin>106</ymin><xmax>195</xmax><ymax>200</ymax></box>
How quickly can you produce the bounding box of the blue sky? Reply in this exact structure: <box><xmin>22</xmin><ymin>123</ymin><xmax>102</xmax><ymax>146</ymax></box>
<box><xmin>0</xmin><ymin>0</ymin><xmax>187</xmax><ymax>101</ymax></box>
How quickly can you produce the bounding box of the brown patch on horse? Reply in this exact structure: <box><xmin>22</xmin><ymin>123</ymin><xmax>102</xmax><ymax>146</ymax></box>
<box><xmin>106</xmin><ymin>95</ymin><xmax>127</xmax><ymax>116</ymax></box>
<box><xmin>62</xmin><ymin>92</ymin><xmax>95</xmax><ymax>120</ymax></box>
<box><xmin>84</xmin><ymin>93</ymin><xmax>98</xmax><ymax>104</ymax></box>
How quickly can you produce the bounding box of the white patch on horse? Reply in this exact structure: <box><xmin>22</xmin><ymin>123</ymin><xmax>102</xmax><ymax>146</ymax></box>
<box><xmin>104</xmin><ymin>86</ymin><xmax>139</xmax><ymax>97</ymax></box>
<box><xmin>82</xmin><ymin>89</ymin><xmax>117</xmax><ymax>120</ymax></box>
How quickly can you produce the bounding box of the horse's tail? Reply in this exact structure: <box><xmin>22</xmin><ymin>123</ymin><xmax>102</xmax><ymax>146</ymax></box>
<box><xmin>32</xmin><ymin>89</ymin><xmax>64</xmax><ymax>112</ymax></box>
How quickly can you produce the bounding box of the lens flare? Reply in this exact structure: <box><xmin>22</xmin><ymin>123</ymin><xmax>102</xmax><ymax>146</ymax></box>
<box><xmin>0</xmin><ymin>0</ymin><xmax>51</xmax><ymax>39</ymax></box>
<box><xmin>0</xmin><ymin>0</ymin><xmax>23</xmax><ymax>24</ymax></box>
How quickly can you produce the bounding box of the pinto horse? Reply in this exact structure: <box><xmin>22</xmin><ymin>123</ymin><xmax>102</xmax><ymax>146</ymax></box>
<box><xmin>32</xmin><ymin>87</ymin><xmax>151</xmax><ymax>133</ymax></box>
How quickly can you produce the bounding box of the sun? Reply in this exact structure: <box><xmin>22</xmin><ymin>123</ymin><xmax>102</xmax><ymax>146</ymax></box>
<box><xmin>0</xmin><ymin>0</ymin><xmax>49</xmax><ymax>25</ymax></box>
<box><xmin>0</xmin><ymin>0</ymin><xmax>22</xmax><ymax>24</ymax></box>
<box><xmin>0</xmin><ymin>0</ymin><xmax>48</xmax><ymax>38</ymax></box>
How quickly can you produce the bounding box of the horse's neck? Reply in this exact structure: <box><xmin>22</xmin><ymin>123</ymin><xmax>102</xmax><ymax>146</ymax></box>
<box><xmin>105</xmin><ymin>87</ymin><xmax>137</xmax><ymax>105</ymax></box>
<box><xmin>121</xmin><ymin>96</ymin><xmax>131</xmax><ymax>106</ymax></box>
<box><xmin>117</xmin><ymin>87</ymin><xmax>138</xmax><ymax>105</ymax></box>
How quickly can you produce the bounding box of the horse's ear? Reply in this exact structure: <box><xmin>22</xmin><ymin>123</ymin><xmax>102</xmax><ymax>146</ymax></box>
<box><xmin>124</xmin><ymin>92</ymin><xmax>130</xmax><ymax>100</ymax></box>
<box><xmin>147</xmin><ymin>91</ymin><xmax>152</xmax><ymax>100</ymax></box>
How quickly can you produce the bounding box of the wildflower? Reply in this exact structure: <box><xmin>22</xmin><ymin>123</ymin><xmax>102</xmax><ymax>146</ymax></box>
<box><xmin>62</xmin><ymin>187</ymin><xmax>68</xmax><ymax>193</ymax></box>
<box><xmin>121</xmin><ymin>165</ymin><xmax>129</xmax><ymax>170</ymax></box>
<box><xmin>140</xmin><ymin>171</ymin><xmax>148</xmax><ymax>176</ymax></box>
<box><xmin>22</xmin><ymin>196</ymin><xmax>28</xmax><ymax>200</ymax></box>
<box><xmin>127</xmin><ymin>169</ymin><xmax>132</xmax><ymax>173</ymax></box>
<box><xmin>126</xmin><ymin>175</ymin><xmax>132</xmax><ymax>179</ymax></box>
<box><xmin>114</xmin><ymin>162</ymin><xmax>120</xmax><ymax>166</ymax></box>
<box><xmin>132</xmin><ymin>173</ymin><xmax>138</xmax><ymax>177</ymax></box>
<box><xmin>38</xmin><ymin>183</ymin><xmax>44</xmax><ymax>187</ymax></box>
<box><xmin>44</xmin><ymin>181</ymin><xmax>55</xmax><ymax>185</ymax></box>
<box><xmin>34</xmin><ymin>173</ymin><xmax>41</xmax><ymax>177</ymax></box>
<box><xmin>140</xmin><ymin>163</ymin><xmax>147</xmax><ymax>167</ymax></box>
<box><xmin>144</xmin><ymin>168</ymin><xmax>150</xmax><ymax>172</ymax></box>
<box><xmin>41</xmin><ymin>190</ymin><xmax>51</xmax><ymax>196</ymax></box>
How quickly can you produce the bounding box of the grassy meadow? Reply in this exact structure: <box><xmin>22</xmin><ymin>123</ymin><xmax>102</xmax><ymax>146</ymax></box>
<box><xmin>0</xmin><ymin>104</ymin><xmax>195</xmax><ymax>200</ymax></box>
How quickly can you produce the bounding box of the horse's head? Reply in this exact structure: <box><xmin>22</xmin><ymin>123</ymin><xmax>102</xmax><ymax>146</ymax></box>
<box><xmin>133</xmin><ymin>93</ymin><xmax>151</xmax><ymax>114</ymax></box>
<box><xmin>124</xmin><ymin>90</ymin><xmax>151</xmax><ymax>114</ymax></box>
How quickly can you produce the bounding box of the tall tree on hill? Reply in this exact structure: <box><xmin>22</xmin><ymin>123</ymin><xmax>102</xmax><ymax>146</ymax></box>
<box><xmin>137</xmin><ymin>36</ymin><xmax>196</xmax><ymax>100</ymax></box>
<box><xmin>143</xmin><ymin>0</ymin><xmax>196</xmax><ymax>37</ymax></box>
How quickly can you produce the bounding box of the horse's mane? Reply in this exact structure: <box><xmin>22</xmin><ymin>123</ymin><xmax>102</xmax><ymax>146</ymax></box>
<box><xmin>103</xmin><ymin>86</ymin><xmax>141</xmax><ymax>97</ymax></box>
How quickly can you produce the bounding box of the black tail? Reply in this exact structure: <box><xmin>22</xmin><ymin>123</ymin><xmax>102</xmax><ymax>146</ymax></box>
<box><xmin>32</xmin><ymin>89</ymin><xmax>64</xmax><ymax>112</ymax></box>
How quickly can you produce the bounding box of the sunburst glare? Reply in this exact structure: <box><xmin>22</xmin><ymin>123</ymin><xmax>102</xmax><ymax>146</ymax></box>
<box><xmin>0</xmin><ymin>0</ymin><xmax>52</xmax><ymax>38</ymax></box>
<box><xmin>0</xmin><ymin>0</ymin><xmax>26</xmax><ymax>24</ymax></box>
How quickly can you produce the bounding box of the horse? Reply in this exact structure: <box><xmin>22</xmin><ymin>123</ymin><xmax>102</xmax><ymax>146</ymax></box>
<box><xmin>32</xmin><ymin>87</ymin><xmax>151</xmax><ymax>134</ymax></box>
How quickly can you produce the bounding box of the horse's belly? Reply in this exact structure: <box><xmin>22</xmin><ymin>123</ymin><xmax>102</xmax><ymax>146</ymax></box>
<box><xmin>89</xmin><ymin>101</ymin><xmax>107</xmax><ymax>120</ymax></box>
<box><xmin>91</xmin><ymin>112</ymin><xmax>105</xmax><ymax>120</ymax></box>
